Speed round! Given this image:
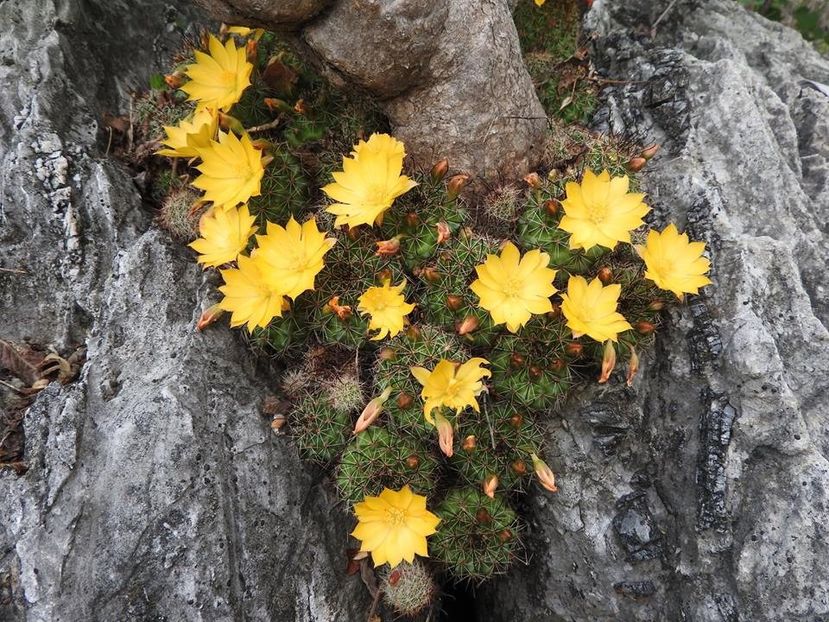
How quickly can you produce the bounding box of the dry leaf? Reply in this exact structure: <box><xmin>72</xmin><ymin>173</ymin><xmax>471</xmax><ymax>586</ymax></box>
<box><xmin>0</xmin><ymin>340</ymin><xmax>39</xmax><ymax>386</ymax></box>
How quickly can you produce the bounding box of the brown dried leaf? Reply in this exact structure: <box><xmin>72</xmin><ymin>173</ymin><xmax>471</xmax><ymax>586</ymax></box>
<box><xmin>0</xmin><ymin>340</ymin><xmax>39</xmax><ymax>386</ymax></box>
<box><xmin>262</xmin><ymin>57</ymin><xmax>297</xmax><ymax>95</ymax></box>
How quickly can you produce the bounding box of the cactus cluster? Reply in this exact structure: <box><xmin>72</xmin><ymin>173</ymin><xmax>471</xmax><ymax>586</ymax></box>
<box><xmin>142</xmin><ymin>17</ymin><xmax>706</xmax><ymax>618</ymax></box>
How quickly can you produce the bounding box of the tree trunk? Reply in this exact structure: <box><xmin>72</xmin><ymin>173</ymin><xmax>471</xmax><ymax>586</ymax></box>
<box><xmin>194</xmin><ymin>0</ymin><xmax>548</xmax><ymax>180</ymax></box>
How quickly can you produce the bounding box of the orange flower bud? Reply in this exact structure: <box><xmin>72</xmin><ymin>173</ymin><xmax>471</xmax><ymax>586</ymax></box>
<box><xmin>523</xmin><ymin>172</ymin><xmax>542</xmax><ymax>189</ymax></box>
<box><xmin>326</xmin><ymin>296</ymin><xmax>352</xmax><ymax>321</ymax></box>
<box><xmin>483</xmin><ymin>474</ymin><xmax>498</xmax><ymax>499</ymax></box>
<box><xmin>405</xmin><ymin>453</ymin><xmax>420</xmax><ymax>469</ymax></box>
<box><xmin>378</xmin><ymin>347</ymin><xmax>397</xmax><ymax>361</ymax></box>
<box><xmin>640</xmin><ymin>143</ymin><xmax>660</xmax><ymax>160</ymax></box>
<box><xmin>431</xmin><ymin>158</ymin><xmax>449</xmax><ymax>182</ymax></box>
<box><xmin>270</xmin><ymin>414</ymin><xmax>287</xmax><ymax>431</ymax></box>
<box><xmin>434</xmin><ymin>413</ymin><xmax>454</xmax><ymax>458</ymax></box>
<box><xmin>627</xmin><ymin>157</ymin><xmax>647</xmax><ymax>172</ymax></box>
<box><xmin>346</xmin><ymin>225</ymin><xmax>360</xmax><ymax>241</ymax></box>
<box><xmin>405</xmin><ymin>325</ymin><xmax>422</xmax><ymax>340</ymax></box>
<box><xmin>196</xmin><ymin>303</ymin><xmax>225</xmax><ymax>331</ymax></box>
<box><xmin>263</xmin><ymin>97</ymin><xmax>291</xmax><ymax>113</ymax></box>
<box><xmin>245</xmin><ymin>38</ymin><xmax>258</xmax><ymax>64</ymax></box>
<box><xmin>648</xmin><ymin>300</ymin><xmax>664</xmax><ymax>311</ymax></box>
<box><xmin>550</xmin><ymin>358</ymin><xmax>566</xmax><ymax>372</ymax></box>
<box><xmin>462</xmin><ymin>435</ymin><xmax>477</xmax><ymax>453</ymax></box>
<box><xmin>375</xmin><ymin>236</ymin><xmax>401</xmax><ymax>257</ymax></box>
<box><xmin>529</xmin><ymin>364</ymin><xmax>543</xmax><ymax>378</ymax></box>
<box><xmin>626</xmin><ymin>345</ymin><xmax>639</xmax><ymax>387</ymax></box>
<box><xmin>476</xmin><ymin>508</ymin><xmax>492</xmax><ymax>524</ymax></box>
<box><xmin>446</xmin><ymin>294</ymin><xmax>464</xmax><ymax>311</ymax></box>
<box><xmin>635</xmin><ymin>320</ymin><xmax>656</xmax><ymax>335</ymax></box>
<box><xmin>293</xmin><ymin>99</ymin><xmax>307</xmax><ymax>115</ymax></box>
<box><xmin>164</xmin><ymin>71</ymin><xmax>186</xmax><ymax>89</ymax></box>
<box><xmin>456</xmin><ymin>315</ymin><xmax>479</xmax><ymax>336</ymax></box>
<box><xmin>421</xmin><ymin>266</ymin><xmax>440</xmax><ymax>282</ymax></box>
<box><xmin>512</xmin><ymin>459</ymin><xmax>528</xmax><ymax>475</ymax></box>
<box><xmin>565</xmin><ymin>341</ymin><xmax>583</xmax><ymax>357</ymax></box>
<box><xmin>549</xmin><ymin>302</ymin><xmax>562</xmax><ymax>318</ymax></box>
<box><xmin>597</xmin><ymin>266</ymin><xmax>613</xmax><ymax>284</ymax></box>
<box><xmin>509</xmin><ymin>413</ymin><xmax>523</xmax><ymax>428</ymax></box>
<box><xmin>598</xmin><ymin>340</ymin><xmax>616</xmax><ymax>384</ymax></box>
<box><xmin>498</xmin><ymin>529</ymin><xmax>513</xmax><ymax>542</ymax></box>
<box><xmin>217</xmin><ymin>111</ymin><xmax>245</xmax><ymax>135</ymax></box>
<box><xmin>446</xmin><ymin>173</ymin><xmax>470</xmax><ymax>200</ymax></box>
<box><xmin>396</xmin><ymin>392</ymin><xmax>414</xmax><ymax>409</ymax></box>
<box><xmin>353</xmin><ymin>387</ymin><xmax>392</xmax><ymax>435</ymax></box>
<box><xmin>436</xmin><ymin>221</ymin><xmax>451</xmax><ymax>245</ymax></box>
<box><xmin>404</xmin><ymin>212</ymin><xmax>420</xmax><ymax>227</ymax></box>
<box><xmin>510</xmin><ymin>353</ymin><xmax>525</xmax><ymax>368</ymax></box>
<box><xmin>531</xmin><ymin>452</ymin><xmax>559</xmax><ymax>493</ymax></box>
<box><xmin>388</xmin><ymin>568</ymin><xmax>402</xmax><ymax>586</ymax></box>
<box><xmin>544</xmin><ymin>199</ymin><xmax>560</xmax><ymax>216</ymax></box>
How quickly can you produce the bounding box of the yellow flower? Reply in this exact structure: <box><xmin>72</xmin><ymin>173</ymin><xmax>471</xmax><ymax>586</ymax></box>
<box><xmin>635</xmin><ymin>224</ymin><xmax>712</xmax><ymax>299</ymax></box>
<box><xmin>410</xmin><ymin>358</ymin><xmax>491</xmax><ymax>424</ymax></box>
<box><xmin>181</xmin><ymin>34</ymin><xmax>252</xmax><ymax>111</ymax></box>
<box><xmin>189</xmin><ymin>204</ymin><xmax>257</xmax><ymax>268</ymax></box>
<box><xmin>218</xmin><ymin>255</ymin><xmax>287</xmax><ymax>331</ymax></box>
<box><xmin>357</xmin><ymin>279</ymin><xmax>415</xmax><ymax>340</ymax></box>
<box><xmin>156</xmin><ymin>107</ymin><xmax>217</xmax><ymax>158</ymax></box>
<box><xmin>225</xmin><ymin>25</ymin><xmax>252</xmax><ymax>36</ymax></box>
<box><xmin>322</xmin><ymin>133</ymin><xmax>418</xmax><ymax>228</ymax></box>
<box><xmin>250</xmin><ymin>216</ymin><xmax>336</xmax><ymax>300</ymax></box>
<box><xmin>560</xmin><ymin>275</ymin><xmax>632</xmax><ymax>342</ymax></box>
<box><xmin>534</xmin><ymin>0</ymin><xmax>546</xmax><ymax>5</ymax></box>
<box><xmin>470</xmin><ymin>241</ymin><xmax>557</xmax><ymax>333</ymax></box>
<box><xmin>351</xmin><ymin>485</ymin><xmax>440</xmax><ymax>568</ymax></box>
<box><xmin>193</xmin><ymin>131</ymin><xmax>265</xmax><ymax>209</ymax></box>
<box><xmin>559</xmin><ymin>170</ymin><xmax>650</xmax><ymax>250</ymax></box>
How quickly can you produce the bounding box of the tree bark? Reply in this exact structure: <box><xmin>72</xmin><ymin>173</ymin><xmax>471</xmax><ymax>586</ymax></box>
<box><xmin>193</xmin><ymin>0</ymin><xmax>548</xmax><ymax>181</ymax></box>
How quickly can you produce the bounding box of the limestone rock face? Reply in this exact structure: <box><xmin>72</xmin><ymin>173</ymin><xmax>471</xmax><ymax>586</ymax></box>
<box><xmin>477</xmin><ymin>1</ymin><xmax>829</xmax><ymax>620</ymax></box>
<box><xmin>0</xmin><ymin>1</ymin><xmax>367</xmax><ymax>620</ymax></box>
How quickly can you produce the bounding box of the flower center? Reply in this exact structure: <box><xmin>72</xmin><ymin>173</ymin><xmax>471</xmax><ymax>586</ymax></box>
<box><xmin>501</xmin><ymin>277</ymin><xmax>525</xmax><ymax>299</ymax></box>
<box><xmin>386</xmin><ymin>507</ymin><xmax>406</xmax><ymax>526</ymax></box>
<box><xmin>586</xmin><ymin>202</ymin><xmax>608</xmax><ymax>224</ymax></box>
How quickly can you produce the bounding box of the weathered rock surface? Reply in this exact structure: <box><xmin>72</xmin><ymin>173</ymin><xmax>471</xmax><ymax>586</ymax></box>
<box><xmin>0</xmin><ymin>1</ymin><xmax>367</xmax><ymax>620</ymax></box>
<box><xmin>478</xmin><ymin>0</ymin><xmax>829</xmax><ymax>620</ymax></box>
<box><xmin>194</xmin><ymin>0</ymin><xmax>548</xmax><ymax>181</ymax></box>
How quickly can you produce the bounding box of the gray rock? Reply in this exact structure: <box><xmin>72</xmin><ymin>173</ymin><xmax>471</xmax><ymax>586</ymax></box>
<box><xmin>478</xmin><ymin>0</ymin><xmax>829</xmax><ymax>620</ymax></box>
<box><xmin>0</xmin><ymin>1</ymin><xmax>367</xmax><ymax>620</ymax></box>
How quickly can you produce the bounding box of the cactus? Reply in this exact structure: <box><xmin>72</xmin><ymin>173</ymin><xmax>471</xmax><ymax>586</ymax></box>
<box><xmin>290</xmin><ymin>392</ymin><xmax>351</xmax><ymax>464</ymax></box>
<box><xmin>430</xmin><ymin>487</ymin><xmax>520</xmax><ymax>581</ymax></box>
<box><xmin>450</xmin><ymin>403</ymin><xmax>543</xmax><ymax>493</ymax></box>
<box><xmin>322</xmin><ymin>372</ymin><xmax>364</xmax><ymax>415</ymax></box>
<box><xmin>374</xmin><ymin>325</ymin><xmax>469</xmax><ymax>441</ymax></box>
<box><xmin>245</xmin><ymin>311</ymin><xmax>310</xmax><ymax>357</ymax></box>
<box><xmin>336</xmin><ymin>427</ymin><xmax>441</xmax><ymax>505</ymax></box>
<box><xmin>380</xmin><ymin>559</ymin><xmax>439</xmax><ymax>617</ymax></box>
<box><xmin>157</xmin><ymin>187</ymin><xmax>201</xmax><ymax>241</ymax></box>
<box><xmin>248</xmin><ymin>149</ymin><xmax>309</xmax><ymax>225</ymax></box>
<box><xmin>414</xmin><ymin>228</ymin><xmax>502</xmax><ymax>348</ymax></box>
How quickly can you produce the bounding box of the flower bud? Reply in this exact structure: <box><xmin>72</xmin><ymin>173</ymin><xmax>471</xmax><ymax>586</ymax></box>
<box><xmin>421</xmin><ymin>266</ymin><xmax>440</xmax><ymax>282</ymax></box>
<box><xmin>353</xmin><ymin>387</ymin><xmax>392</xmax><ymax>435</ymax></box>
<box><xmin>626</xmin><ymin>345</ymin><xmax>640</xmax><ymax>387</ymax></box>
<box><xmin>164</xmin><ymin>71</ymin><xmax>186</xmax><ymax>89</ymax></box>
<box><xmin>293</xmin><ymin>99</ymin><xmax>307</xmax><ymax>115</ymax></box>
<box><xmin>648</xmin><ymin>300</ymin><xmax>664</xmax><ymax>311</ymax></box>
<box><xmin>511</xmin><ymin>459</ymin><xmax>528</xmax><ymax>475</ymax></box>
<box><xmin>548</xmin><ymin>302</ymin><xmax>562</xmax><ymax>318</ymax></box>
<box><xmin>498</xmin><ymin>529</ymin><xmax>513</xmax><ymax>543</ymax></box>
<box><xmin>396</xmin><ymin>392</ymin><xmax>414</xmax><ymax>409</ymax></box>
<box><xmin>462</xmin><ymin>435</ymin><xmax>477</xmax><ymax>453</ymax></box>
<box><xmin>405</xmin><ymin>325</ymin><xmax>422</xmax><ymax>341</ymax></box>
<box><xmin>434</xmin><ymin>412</ymin><xmax>454</xmax><ymax>458</ymax></box>
<box><xmin>529</xmin><ymin>364</ymin><xmax>543</xmax><ymax>378</ymax></box>
<box><xmin>550</xmin><ymin>358</ymin><xmax>566</xmax><ymax>372</ymax></box>
<box><xmin>378</xmin><ymin>347</ymin><xmax>397</xmax><ymax>361</ymax></box>
<box><xmin>544</xmin><ymin>198</ymin><xmax>560</xmax><ymax>216</ymax></box>
<box><xmin>456</xmin><ymin>315</ymin><xmax>479</xmax><ymax>336</ymax></box>
<box><xmin>375</xmin><ymin>236</ymin><xmax>401</xmax><ymax>257</ymax></box>
<box><xmin>196</xmin><ymin>303</ymin><xmax>225</xmax><ymax>331</ymax></box>
<box><xmin>245</xmin><ymin>38</ymin><xmax>258</xmax><ymax>64</ymax></box>
<box><xmin>476</xmin><ymin>508</ymin><xmax>492</xmax><ymax>524</ymax></box>
<box><xmin>627</xmin><ymin>157</ymin><xmax>647</xmax><ymax>172</ymax></box>
<box><xmin>509</xmin><ymin>353</ymin><xmax>525</xmax><ymax>368</ymax></box>
<box><xmin>346</xmin><ymin>225</ymin><xmax>360</xmax><ymax>241</ymax></box>
<box><xmin>523</xmin><ymin>172</ymin><xmax>542</xmax><ymax>189</ymax></box>
<box><xmin>431</xmin><ymin>157</ymin><xmax>449</xmax><ymax>182</ymax></box>
<box><xmin>388</xmin><ymin>568</ymin><xmax>402</xmax><ymax>586</ymax></box>
<box><xmin>597</xmin><ymin>266</ymin><xmax>613</xmax><ymax>284</ymax></box>
<box><xmin>598</xmin><ymin>340</ymin><xmax>616</xmax><ymax>384</ymax></box>
<box><xmin>640</xmin><ymin>143</ymin><xmax>660</xmax><ymax>160</ymax></box>
<box><xmin>263</xmin><ymin>97</ymin><xmax>292</xmax><ymax>113</ymax></box>
<box><xmin>565</xmin><ymin>341</ymin><xmax>583</xmax><ymax>357</ymax></box>
<box><xmin>436</xmin><ymin>221</ymin><xmax>451</xmax><ymax>244</ymax></box>
<box><xmin>376</xmin><ymin>268</ymin><xmax>393</xmax><ymax>283</ymax></box>
<box><xmin>326</xmin><ymin>296</ymin><xmax>352</xmax><ymax>321</ymax></box>
<box><xmin>218</xmin><ymin>111</ymin><xmax>245</xmax><ymax>135</ymax></box>
<box><xmin>446</xmin><ymin>294</ymin><xmax>464</xmax><ymax>311</ymax></box>
<box><xmin>446</xmin><ymin>174</ymin><xmax>470</xmax><ymax>200</ymax></box>
<box><xmin>635</xmin><ymin>320</ymin><xmax>656</xmax><ymax>335</ymax></box>
<box><xmin>531</xmin><ymin>452</ymin><xmax>559</xmax><ymax>493</ymax></box>
<box><xmin>483</xmin><ymin>474</ymin><xmax>498</xmax><ymax>499</ymax></box>
<box><xmin>270</xmin><ymin>414</ymin><xmax>287</xmax><ymax>431</ymax></box>
<box><xmin>509</xmin><ymin>413</ymin><xmax>524</xmax><ymax>428</ymax></box>
<box><xmin>404</xmin><ymin>212</ymin><xmax>420</xmax><ymax>227</ymax></box>
<box><xmin>405</xmin><ymin>453</ymin><xmax>420</xmax><ymax>469</ymax></box>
